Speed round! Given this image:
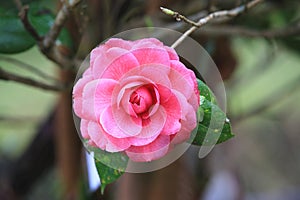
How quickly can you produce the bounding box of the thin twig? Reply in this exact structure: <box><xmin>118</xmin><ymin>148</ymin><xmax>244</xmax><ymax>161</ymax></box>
<box><xmin>0</xmin><ymin>56</ymin><xmax>59</xmax><ymax>82</ymax></box>
<box><xmin>16</xmin><ymin>0</ymin><xmax>81</xmax><ymax>69</ymax></box>
<box><xmin>161</xmin><ymin>0</ymin><xmax>264</xmax><ymax>48</ymax></box>
<box><xmin>196</xmin><ymin>23</ymin><xmax>300</xmax><ymax>38</ymax></box>
<box><xmin>42</xmin><ymin>0</ymin><xmax>81</xmax><ymax>50</ymax></box>
<box><xmin>0</xmin><ymin>66</ymin><xmax>66</xmax><ymax>91</ymax></box>
<box><xmin>19</xmin><ymin>6</ymin><xmax>43</xmax><ymax>41</ymax></box>
<box><xmin>160</xmin><ymin>7</ymin><xmax>200</xmax><ymax>27</ymax></box>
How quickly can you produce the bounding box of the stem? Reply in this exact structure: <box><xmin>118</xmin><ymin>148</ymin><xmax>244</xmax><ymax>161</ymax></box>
<box><xmin>162</xmin><ymin>0</ymin><xmax>264</xmax><ymax>48</ymax></box>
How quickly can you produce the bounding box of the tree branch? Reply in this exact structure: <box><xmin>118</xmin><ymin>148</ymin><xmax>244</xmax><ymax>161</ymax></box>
<box><xmin>161</xmin><ymin>0</ymin><xmax>264</xmax><ymax>48</ymax></box>
<box><xmin>16</xmin><ymin>0</ymin><xmax>81</xmax><ymax>69</ymax></box>
<box><xmin>0</xmin><ymin>56</ymin><xmax>59</xmax><ymax>83</ymax></box>
<box><xmin>0</xmin><ymin>66</ymin><xmax>66</xmax><ymax>91</ymax></box>
<box><xmin>19</xmin><ymin>6</ymin><xmax>43</xmax><ymax>41</ymax></box>
<box><xmin>42</xmin><ymin>0</ymin><xmax>81</xmax><ymax>50</ymax></box>
<box><xmin>196</xmin><ymin>22</ymin><xmax>300</xmax><ymax>38</ymax></box>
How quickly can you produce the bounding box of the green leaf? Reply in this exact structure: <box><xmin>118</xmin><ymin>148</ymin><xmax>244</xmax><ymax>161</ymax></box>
<box><xmin>197</xmin><ymin>79</ymin><xmax>217</xmax><ymax>104</ymax></box>
<box><xmin>193</xmin><ymin>79</ymin><xmax>234</xmax><ymax>146</ymax></box>
<box><xmin>28</xmin><ymin>5</ymin><xmax>73</xmax><ymax>49</ymax></box>
<box><xmin>93</xmin><ymin>150</ymin><xmax>128</xmax><ymax>194</ymax></box>
<box><xmin>0</xmin><ymin>9</ymin><xmax>35</xmax><ymax>53</ymax></box>
<box><xmin>193</xmin><ymin>96</ymin><xmax>234</xmax><ymax>145</ymax></box>
<box><xmin>0</xmin><ymin>4</ymin><xmax>72</xmax><ymax>54</ymax></box>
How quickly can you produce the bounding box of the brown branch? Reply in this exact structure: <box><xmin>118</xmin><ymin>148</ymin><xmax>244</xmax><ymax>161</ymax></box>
<box><xmin>42</xmin><ymin>0</ymin><xmax>81</xmax><ymax>50</ymax></box>
<box><xmin>0</xmin><ymin>66</ymin><xmax>66</xmax><ymax>91</ymax></box>
<box><xmin>16</xmin><ymin>1</ymin><xmax>81</xmax><ymax>69</ymax></box>
<box><xmin>0</xmin><ymin>56</ymin><xmax>59</xmax><ymax>82</ymax></box>
<box><xmin>196</xmin><ymin>23</ymin><xmax>300</xmax><ymax>38</ymax></box>
<box><xmin>161</xmin><ymin>0</ymin><xmax>264</xmax><ymax>48</ymax></box>
<box><xmin>19</xmin><ymin>6</ymin><xmax>42</xmax><ymax>41</ymax></box>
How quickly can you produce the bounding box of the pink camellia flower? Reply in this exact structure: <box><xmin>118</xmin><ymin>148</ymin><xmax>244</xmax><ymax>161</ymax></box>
<box><xmin>73</xmin><ymin>38</ymin><xmax>199</xmax><ymax>162</ymax></box>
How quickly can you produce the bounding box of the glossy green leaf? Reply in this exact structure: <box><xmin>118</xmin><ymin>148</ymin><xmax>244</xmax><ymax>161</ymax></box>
<box><xmin>93</xmin><ymin>150</ymin><xmax>128</xmax><ymax>194</ymax></box>
<box><xmin>193</xmin><ymin>79</ymin><xmax>234</xmax><ymax>146</ymax></box>
<box><xmin>193</xmin><ymin>96</ymin><xmax>234</xmax><ymax>145</ymax></box>
<box><xmin>28</xmin><ymin>5</ymin><xmax>73</xmax><ymax>49</ymax></box>
<box><xmin>0</xmin><ymin>4</ymin><xmax>72</xmax><ymax>54</ymax></box>
<box><xmin>0</xmin><ymin>9</ymin><xmax>35</xmax><ymax>53</ymax></box>
<box><xmin>197</xmin><ymin>79</ymin><xmax>217</xmax><ymax>104</ymax></box>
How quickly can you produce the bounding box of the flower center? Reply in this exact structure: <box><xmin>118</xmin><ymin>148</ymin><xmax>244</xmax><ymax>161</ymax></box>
<box><xmin>129</xmin><ymin>86</ymin><xmax>154</xmax><ymax>114</ymax></box>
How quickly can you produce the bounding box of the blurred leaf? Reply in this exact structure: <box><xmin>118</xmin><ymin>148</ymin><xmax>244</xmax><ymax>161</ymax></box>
<box><xmin>0</xmin><ymin>3</ymin><xmax>72</xmax><ymax>54</ymax></box>
<box><xmin>28</xmin><ymin>5</ymin><xmax>73</xmax><ymax>49</ymax></box>
<box><xmin>0</xmin><ymin>9</ymin><xmax>35</xmax><ymax>53</ymax></box>
<box><xmin>193</xmin><ymin>80</ymin><xmax>234</xmax><ymax>145</ymax></box>
<box><xmin>279</xmin><ymin>36</ymin><xmax>300</xmax><ymax>54</ymax></box>
<box><xmin>94</xmin><ymin>150</ymin><xmax>128</xmax><ymax>194</ymax></box>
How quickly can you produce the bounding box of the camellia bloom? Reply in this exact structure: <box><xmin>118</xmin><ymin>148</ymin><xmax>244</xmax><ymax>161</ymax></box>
<box><xmin>73</xmin><ymin>38</ymin><xmax>199</xmax><ymax>162</ymax></box>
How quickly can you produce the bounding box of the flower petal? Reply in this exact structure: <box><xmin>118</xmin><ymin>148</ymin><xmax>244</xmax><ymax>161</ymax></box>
<box><xmin>169</xmin><ymin>60</ymin><xmax>195</xmax><ymax>99</ymax></box>
<box><xmin>73</xmin><ymin>97</ymin><xmax>83</xmax><ymax>118</ymax></box>
<box><xmin>100</xmin><ymin>48</ymin><xmax>140</xmax><ymax>80</ymax></box>
<box><xmin>126</xmin><ymin>135</ymin><xmax>170</xmax><ymax>162</ymax></box>
<box><xmin>94</xmin><ymin>79</ymin><xmax>118</xmax><ymax>116</ymax></box>
<box><xmin>122</xmin><ymin>65</ymin><xmax>171</xmax><ymax>88</ymax></box>
<box><xmin>164</xmin><ymin>46</ymin><xmax>179</xmax><ymax>61</ymax></box>
<box><xmin>171</xmin><ymin>104</ymin><xmax>197</xmax><ymax>145</ymax></box>
<box><xmin>100</xmin><ymin>106</ymin><xmax>142</xmax><ymax>138</ymax></box>
<box><xmin>105</xmin><ymin>38</ymin><xmax>133</xmax><ymax>50</ymax></box>
<box><xmin>73</xmin><ymin>75</ymin><xmax>93</xmax><ymax>98</ymax></box>
<box><xmin>132</xmin><ymin>38</ymin><xmax>164</xmax><ymax>48</ymax></box>
<box><xmin>132</xmin><ymin>47</ymin><xmax>170</xmax><ymax>66</ymax></box>
<box><xmin>157</xmin><ymin>85</ymin><xmax>182</xmax><ymax>135</ymax></box>
<box><xmin>80</xmin><ymin>119</ymin><xmax>89</xmax><ymax>139</ymax></box>
<box><xmin>129</xmin><ymin>107</ymin><xmax>166</xmax><ymax>146</ymax></box>
<box><xmin>81</xmin><ymin>80</ymin><xmax>100</xmax><ymax>121</ymax></box>
<box><xmin>87</xmin><ymin>121</ymin><xmax>126</xmax><ymax>152</ymax></box>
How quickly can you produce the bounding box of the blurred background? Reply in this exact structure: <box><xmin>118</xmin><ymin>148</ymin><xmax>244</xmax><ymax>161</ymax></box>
<box><xmin>0</xmin><ymin>0</ymin><xmax>299</xmax><ymax>199</ymax></box>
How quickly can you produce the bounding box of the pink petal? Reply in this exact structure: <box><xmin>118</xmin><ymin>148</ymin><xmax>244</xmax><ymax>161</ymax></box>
<box><xmin>102</xmin><ymin>132</ymin><xmax>132</xmax><ymax>152</ymax></box>
<box><xmin>132</xmin><ymin>38</ymin><xmax>164</xmax><ymax>48</ymax></box>
<box><xmin>81</xmin><ymin>80</ymin><xmax>100</xmax><ymax>121</ymax></box>
<box><xmin>105</xmin><ymin>38</ymin><xmax>133</xmax><ymax>50</ymax></box>
<box><xmin>164</xmin><ymin>46</ymin><xmax>179</xmax><ymax>61</ymax></box>
<box><xmin>157</xmin><ymin>85</ymin><xmax>182</xmax><ymax>135</ymax></box>
<box><xmin>90</xmin><ymin>46</ymin><xmax>108</xmax><ymax>71</ymax></box>
<box><xmin>126</xmin><ymin>135</ymin><xmax>170</xmax><ymax>162</ymax></box>
<box><xmin>171</xmin><ymin>104</ymin><xmax>197</xmax><ymax>145</ymax></box>
<box><xmin>87</xmin><ymin>121</ymin><xmax>108</xmax><ymax>150</ymax></box>
<box><xmin>80</xmin><ymin>119</ymin><xmax>89</xmax><ymax>139</ymax></box>
<box><xmin>87</xmin><ymin>121</ymin><xmax>126</xmax><ymax>152</ymax></box>
<box><xmin>131</xmin><ymin>47</ymin><xmax>170</xmax><ymax>66</ymax></box>
<box><xmin>100</xmin><ymin>48</ymin><xmax>140</xmax><ymax>80</ymax></box>
<box><xmin>83</xmin><ymin>67</ymin><xmax>92</xmax><ymax>76</ymax></box>
<box><xmin>122</xmin><ymin>65</ymin><xmax>171</xmax><ymax>88</ymax></box>
<box><xmin>92</xmin><ymin>47</ymin><xmax>138</xmax><ymax>79</ymax></box>
<box><xmin>73</xmin><ymin>97</ymin><xmax>83</xmax><ymax>118</ymax></box>
<box><xmin>171</xmin><ymin>90</ymin><xmax>191</xmax><ymax>120</ymax></box>
<box><xmin>100</xmin><ymin>106</ymin><xmax>142</xmax><ymax>138</ymax></box>
<box><xmin>73</xmin><ymin>75</ymin><xmax>93</xmax><ymax>98</ymax></box>
<box><xmin>129</xmin><ymin>107</ymin><xmax>166</xmax><ymax>146</ymax></box>
<box><xmin>169</xmin><ymin>60</ymin><xmax>194</xmax><ymax>99</ymax></box>
<box><xmin>116</xmin><ymin>78</ymin><xmax>145</xmax><ymax>114</ymax></box>
<box><xmin>94</xmin><ymin>78</ymin><xmax>118</xmax><ymax>117</ymax></box>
